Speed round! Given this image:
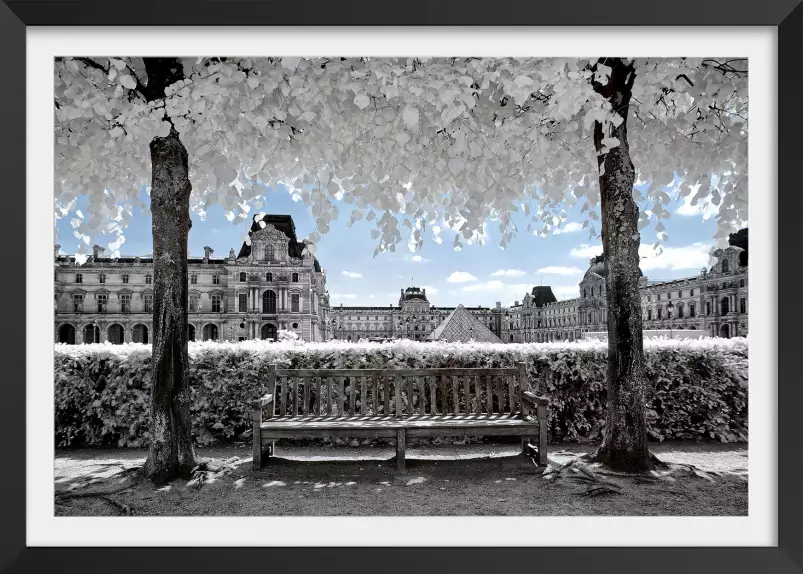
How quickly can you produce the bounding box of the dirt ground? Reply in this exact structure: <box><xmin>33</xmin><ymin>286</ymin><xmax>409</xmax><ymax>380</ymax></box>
<box><xmin>54</xmin><ymin>441</ymin><xmax>748</xmax><ymax>517</ymax></box>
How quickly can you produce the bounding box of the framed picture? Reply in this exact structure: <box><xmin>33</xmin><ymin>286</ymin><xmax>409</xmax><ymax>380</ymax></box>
<box><xmin>2</xmin><ymin>0</ymin><xmax>800</xmax><ymax>571</ymax></box>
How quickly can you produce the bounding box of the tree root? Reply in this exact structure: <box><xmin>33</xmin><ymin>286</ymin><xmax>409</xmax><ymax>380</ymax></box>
<box><xmin>55</xmin><ymin>486</ymin><xmax>135</xmax><ymax>515</ymax></box>
<box><xmin>543</xmin><ymin>458</ymin><xmax>623</xmax><ymax>497</ymax></box>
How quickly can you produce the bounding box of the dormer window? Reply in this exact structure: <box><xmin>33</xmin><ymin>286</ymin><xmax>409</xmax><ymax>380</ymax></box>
<box><xmin>264</xmin><ymin>244</ymin><xmax>275</xmax><ymax>262</ymax></box>
<box><xmin>722</xmin><ymin>259</ymin><xmax>729</xmax><ymax>273</ymax></box>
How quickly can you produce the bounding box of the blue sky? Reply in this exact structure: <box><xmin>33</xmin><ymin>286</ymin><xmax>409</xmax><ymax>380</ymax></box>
<box><xmin>56</xmin><ymin>185</ymin><xmax>725</xmax><ymax>308</ymax></box>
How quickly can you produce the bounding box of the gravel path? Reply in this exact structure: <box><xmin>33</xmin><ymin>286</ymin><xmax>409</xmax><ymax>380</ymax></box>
<box><xmin>54</xmin><ymin>441</ymin><xmax>747</xmax><ymax>517</ymax></box>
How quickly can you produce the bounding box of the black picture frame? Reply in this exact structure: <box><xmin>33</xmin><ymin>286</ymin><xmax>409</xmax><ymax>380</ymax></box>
<box><xmin>1</xmin><ymin>1</ymin><xmax>799</xmax><ymax>572</ymax></box>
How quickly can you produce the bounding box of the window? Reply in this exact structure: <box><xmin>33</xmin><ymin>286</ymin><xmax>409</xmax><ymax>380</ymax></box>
<box><xmin>721</xmin><ymin>259</ymin><xmax>729</xmax><ymax>272</ymax></box>
<box><xmin>121</xmin><ymin>294</ymin><xmax>131</xmax><ymax>313</ymax></box>
<box><xmin>239</xmin><ymin>272</ymin><xmax>246</xmax><ymax>282</ymax></box>
<box><xmin>590</xmin><ymin>286</ymin><xmax>594</xmax><ymax>297</ymax></box>
<box><xmin>690</xmin><ymin>304</ymin><xmax>696</xmax><ymax>317</ymax></box>
<box><xmin>706</xmin><ymin>302</ymin><xmax>711</xmax><ymax>316</ymax></box>
<box><xmin>264</xmin><ymin>244</ymin><xmax>275</xmax><ymax>261</ymax></box>
<box><xmin>292</xmin><ymin>273</ymin><xmax>299</xmax><ymax>283</ymax></box>
<box><xmin>690</xmin><ymin>288</ymin><xmax>694</xmax><ymax>296</ymax></box>
<box><xmin>122</xmin><ymin>274</ymin><xmax>129</xmax><ymax>284</ymax></box>
<box><xmin>144</xmin><ymin>294</ymin><xmax>153</xmax><ymax>313</ymax></box>
<box><xmin>657</xmin><ymin>306</ymin><xmax>663</xmax><ymax>319</ymax></box>
<box><xmin>238</xmin><ymin>293</ymin><xmax>248</xmax><ymax>312</ymax></box>
<box><xmin>678</xmin><ymin>290</ymin><xmax>683</xmax><ymax>299</ymax></box>
<box><xmin>190</xmin><ymin>296</ymin><xmax>199</xmax><ymax>312</ymax></box>
<box><xmin>211</xmin><ymin>294</ymin><xmax>221</xmax><ymax>313</ymax></box>
<box><xmin>99</xmin><ymin>273</ymin><xmax>106</xmax><ymax>284</ymax></box>
<box><xmin>190</xmin><ymin>274</ymin><xmax>197</xmax><ymax>285</ymax></box>
<box><xmin>677</xmin><ymin>305</ymin><xmax>684</xmax><ymax>318</ymax></box>
<box><xmin>740</xmin><ymin>298</ymin><xmax>746</xmax><ymax>313</ymax></box>
<box><xmin>266</xmin><ymin>273</ymin><xmax>272</xmax><ymax>282</ymax></box>
<box><xmin>292</xmin><ymin>322</ymin><xmax>299</xmax><ymax>329</ymax></box>
<box><xmin>291</xmin><ymin>294</ymin><xmax>300</xmax><ymax>312</ymax></box>
<box><xmin>583</xmin><ymin>289</ymin><xmax>587</xmax><ymax>298</ymax></box>
<box><xmin>739</xmin><ymin>278</ymin><xmax>745</xmax><ymax>287</ymax></box>
<box><xmin>145</xmin><ymin>273</ymin><xmax>152</xmax><ymax>284</ymax></box>
<box><xmin>667</xmin><ymin>292</ymin><xmax>671</xmax><ymax>299</ymax></box>
<box><xmin>73</xmin><ymin>294</ymin><xmax>83</xmax><ymax>313</ymax></box>
<box><xmin>75</xmin><ymin>273</ymin><xmax>82</xmax><ymax>284</ymax></box>
<box><xmin>212</xmin><ymin>274</ymin><xmax>220</xmax><ymax>285</ymax></box>
<box><xmin>97</xmin><ymin>293</ymin><xmax>108</xmax><ymax>313</ymax></box>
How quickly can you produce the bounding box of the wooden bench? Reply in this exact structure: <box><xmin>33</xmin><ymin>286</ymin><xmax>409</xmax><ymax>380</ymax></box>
<box><xmin>251</xmin><ymin>362</ymin><xmax>548</xmax><ymax>472</ymax></box>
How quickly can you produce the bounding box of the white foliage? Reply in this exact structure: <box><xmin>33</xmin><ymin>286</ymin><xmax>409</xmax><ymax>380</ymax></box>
<box><xmin>54</xmin><ymin>57</ymin><xmax>748</xmax><ymax>257</ymax></box>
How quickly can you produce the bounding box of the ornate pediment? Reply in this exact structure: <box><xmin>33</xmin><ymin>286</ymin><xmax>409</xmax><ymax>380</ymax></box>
<box><xmin>251</xmin><ymin>223</ymin><xmax>290</xmax><ymax>243</ymax></box>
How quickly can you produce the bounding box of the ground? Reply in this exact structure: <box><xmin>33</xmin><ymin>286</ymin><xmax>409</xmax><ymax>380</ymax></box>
<box><xmin>55</xmin><ymin>441</ymin><xmax>747</xmax><ymax>517</ymax></box>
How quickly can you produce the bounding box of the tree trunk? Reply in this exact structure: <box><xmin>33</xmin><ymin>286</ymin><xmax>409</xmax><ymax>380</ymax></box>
<box><xmin>591</xmin><ymin>58</ymin><xmax>653</xmax><ymax>472</ymax></box>
<box><xmin>142</xmin><ymin>126</ymin><xmax>197</xmax><ymax>482</ymax></box>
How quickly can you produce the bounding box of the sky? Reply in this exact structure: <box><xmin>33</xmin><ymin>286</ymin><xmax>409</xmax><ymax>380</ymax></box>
<box><xmin>55</xmin><ymin>184</ymin><xmax>728</xmax><ymax>309</ymax></box>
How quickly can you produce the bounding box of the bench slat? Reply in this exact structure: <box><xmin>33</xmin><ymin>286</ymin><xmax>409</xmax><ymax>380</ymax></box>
<box><xmin>486</xmin><ymin>375</ymin><xmax>493</xmax><ymax>414</ymax></box>
<box><xmin>361</xmin><ymin>377</ymin><xmax>367</xmax><ymax>415</ymax></box>
<box><xmin>350</xmin><ymin>377</ymin><xmax>356</xmax><ymax>415</ymax></box>
<box><xmin>507</xmin><ymin>374</ymin><xmax>516</xmax><ymax>413</ymax></box>
<box><xmin>394</xmin><ymin>375</ymin><xmax>402</xmax><ymax>417</ymax></box>
<box><xmin>274</xmin><ymin>368</ymin><xmax>518</xmax><ymax>377</ymax></box>
<box><xmin>407</xmin><ymin>378</ymin><xmax>414</xmax><ymax>416</ymax></box>
<box><xmin>419</xmin><ymin>377</ymin><xmax>426</xmax><ymax>415</ymax></box>
<box><xmin>452</xmin><ymin>376</ymin><xmax>459</xmax><ymax>415</ymax></box>
<box><xmin>383</xmin><ymin>376</ymin><xmax>389</xmax><ymax>415</ymax></box>
<box><xmin>304</xmin><ymin>378</ymin><xmax>310</xmax><ymax>416</ymax></box>
<box><xmin>280</xmin><ymin>378</ymin><xmax>287</xmax><ymax>417</ymax></box>
<box><xmin>339</xmin><ymin>378</ymin><xmax>345</xmax><ymax>416</ymax></box>
<box><xmin>293</xmin><ymin>377</ymin><xmax>299</xmax><ymax>417</ymax></box>
<box><xmin>463</xmin><ymin>376</ymin><xmax>470</xmax><ymax>416</ymax></box>
<box><xmin>327</xmin><ymin>377</ymin><xmax>333</xmax><ymax>416</ymax></box>
<box><xmin>429</xmin><ymin>377</ymin><xmax>436</xmax><ymax>415</ymax></box>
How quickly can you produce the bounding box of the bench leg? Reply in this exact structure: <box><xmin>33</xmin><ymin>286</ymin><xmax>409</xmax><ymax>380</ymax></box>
<box><xmin>537</xmin><ymin>404</ymin><xmax>548</xmax><ymax>466</ymax></box>
<box><xmin>253</xmin><ymin>428</ymin><xmax>263</xmax><ymax>470</ymax></box>
<box><xmin>396</xmin><ymin>428</ymin><xmax>406</xmax><ymax>472</ymax></box>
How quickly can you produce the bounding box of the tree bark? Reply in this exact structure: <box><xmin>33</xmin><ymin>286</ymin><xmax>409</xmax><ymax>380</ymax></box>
<box><xmin>142</xmin><ymin>125</ymin><xmax>197</xmax><ymax>482</ymax></box>
<box><xmin>591</xmin><ymin>58</ymin><xmax>653</xmax><ymax>472</ymax></box>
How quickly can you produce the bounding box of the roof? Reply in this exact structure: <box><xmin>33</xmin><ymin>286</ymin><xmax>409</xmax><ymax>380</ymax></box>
<box><xmin>236</xmin><ymin>214</ymin><xmax>322</xmax><ymax>271</ymax></box>
<box><xmin>529</xmin><ymin>286</ymin><xmax>557</xmax><ymax>307</ymax></box>
<box><xmin>728</xmin><ymin>228</ymin><xmax>748</xmax><ymax>267</ymax></box>
<box><xmin>400</xmin><ymin>286</ymin><xmax>429</xmax><ymax>303</ymax></box>
<box><xmin>427</xmin><ymin>304</ymin><xmax>501</xmax><ymax>344</ymax></box>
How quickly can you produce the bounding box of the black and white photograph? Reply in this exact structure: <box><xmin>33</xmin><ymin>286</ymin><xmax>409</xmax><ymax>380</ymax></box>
<box><xmin>48</xmin><ymin>51</ymin><xmax>754</xmax><ymax>522</ymax></box>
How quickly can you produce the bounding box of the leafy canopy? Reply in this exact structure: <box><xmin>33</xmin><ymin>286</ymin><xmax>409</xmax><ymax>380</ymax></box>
<box><xmin>54</xmin><ymin>57</ymin><xmax>747</xmax><ymax>259</ymax></box>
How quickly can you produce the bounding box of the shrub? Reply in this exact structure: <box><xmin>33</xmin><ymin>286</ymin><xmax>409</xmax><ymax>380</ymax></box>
<box><xmin>54</xmin><ymin>337</ymin><xmax>748</xmax><ymax>448</ymax></box>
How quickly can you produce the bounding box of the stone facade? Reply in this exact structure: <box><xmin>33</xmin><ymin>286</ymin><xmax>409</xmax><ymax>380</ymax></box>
<box><xmin>327</xmin><ymin>287</ymin><xmax>504</xmax><ymax>341</ymax></box>
<box><xmin>504</xmin><ymin>231</ymin><xmax>749</xmax><ymax>342</ymax></box>
<box><xmin>55</xmin><ymin>215</ymin><xmax>328</xmax><ymax>344</ymax></box>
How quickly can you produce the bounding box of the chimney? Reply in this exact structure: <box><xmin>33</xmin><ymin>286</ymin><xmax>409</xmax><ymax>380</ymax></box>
<box><xmin>54</xmin><ymin>244</ymin><xmax>61</xmax><ymax>259</ymax></box>
<box><xmin>92</xmin><ymin>245</ymin><xmax>105</xmax><ymax>260</ymax></box>
<box><xmin>203</xmin><ymin>246</ymin><xmax>214</xmax><ymax>263</ymax></box>
<box><xmin>423</xmin><ymin>288</ymin><xmax>426</xmax><ymax>296</ymax></box>
<box><xmin>514</xmin><ymin>300</ymin><xmax>519</xmax><ymax>306</ymax></box>
<box><xmin>496</xmin><ymin>301</ymin><xmax>501</xmax><ymax>309</ymax></box>
<box><xmin>400</xmin><ymin>288</ymin><xmax>404</xmax><ymax>296</ymax></box>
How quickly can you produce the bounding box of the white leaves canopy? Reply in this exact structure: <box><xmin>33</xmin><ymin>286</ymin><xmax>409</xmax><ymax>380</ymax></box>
<box><xmin>54</xmin><ymin>57</ymin><xmax>747</xmax><ymax>258</ymax></box>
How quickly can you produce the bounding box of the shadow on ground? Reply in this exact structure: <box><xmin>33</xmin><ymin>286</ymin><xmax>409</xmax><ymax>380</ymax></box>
<box><xmin>54</xmin><ymin>442</ymin><xmax>748</xmax><ymax>517</ymax></box>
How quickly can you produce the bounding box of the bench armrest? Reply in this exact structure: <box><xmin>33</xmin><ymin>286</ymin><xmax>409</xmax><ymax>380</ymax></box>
<box><xmin>522</xmin><ymin>391</ymin><xmax>549</xmax><ymax>407</ymax></box>
<box><xmin>251</xmin><ymin>393</ymin><xmax>274</xmax><ymax>410</ymax></box>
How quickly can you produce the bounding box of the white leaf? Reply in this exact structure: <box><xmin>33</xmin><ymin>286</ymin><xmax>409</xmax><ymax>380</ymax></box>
<box><xmin>354</xmin><ymin>93</ymin><xmax>371</xmax><ymax>110</ymax></box>
<box><xmin>119</xmin><ymin>75</ymin><xmax>137</xmax><ymax>90</ymax></box>
<box><xmin>402</xmin><ymin>106</ymin><xmax>419</xmax><ymax>129</ymax></box>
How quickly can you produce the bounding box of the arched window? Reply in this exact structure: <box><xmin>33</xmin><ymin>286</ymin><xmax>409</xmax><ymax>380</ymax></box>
<box><xmin>202</xmin><ymin>324</ymin><xmax>219</xmax><ymax>341</ymax></box>
<box><xmin>722</xmin><ymin>259</ymin><xmax>729</xmax><ymax>273</ymax></box>
<box><xmin>261</xmin><ymin>323</ymin><xmax>277</xmax><ymax>341</ymax></box>
<box><xmin>292</xmin><ymin>272</ymin><xmax>299</xmax><ymax>283</ymax></box>
<box><xmin>264</xmin><ymin>244</ymin><xmax>275</xmax><ymax>262</ymax></box>
<box><xmin>58</xmin><ymin>324</ymin><xmax>76</xmax><ymax>344</ymax></box>
<box><xmin>677</xmin><ymin>303</ymin><xmax>684</xmax><ymax>318</ymax></box>
<box><xmin>188</xmin><ymin>324</ymin><xmax>196</xmax><ymax>341</ymax></box>
<box><xmin>690</xmin><ymin>303</ymin><xmax>696</xmax><ymax>317</ymax></box>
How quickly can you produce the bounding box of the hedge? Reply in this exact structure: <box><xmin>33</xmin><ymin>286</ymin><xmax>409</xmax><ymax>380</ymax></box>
<box><xmin>54</xmin><ymin>337</ymin><xmax>748</xmax><ymax>448</ymax></box>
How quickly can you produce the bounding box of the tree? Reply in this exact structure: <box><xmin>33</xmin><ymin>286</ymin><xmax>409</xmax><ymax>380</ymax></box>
<box><xmin>55</xmin><ymin>56</ymin><xmax>747</xmax><ymax>476</ymax></box>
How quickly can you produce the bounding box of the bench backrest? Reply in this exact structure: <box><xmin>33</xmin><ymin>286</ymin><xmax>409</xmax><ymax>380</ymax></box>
<box><xmin>266</xmin><ymin>363</ymin><xmax>529</xmax><ymax>419</ymax></box>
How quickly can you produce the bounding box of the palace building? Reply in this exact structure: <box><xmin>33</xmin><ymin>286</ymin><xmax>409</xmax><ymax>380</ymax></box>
<box><xmin>503</xmin><ymin>229</ymin><xmax>749</xmax><ymax>342</ymax></box>
<box><xmin>326</xmin><ymin>286</ymin><xmax>505</xmax><ymax>342</ymax></box>
<box><xmin>55</xmin><ymin>212</ymin><xmax>747</xmax><ymax>345</ymax></box>
<box><xmin>55</xmin><ymin>215</ymin><xmax>329</xmax><ymax>344</ymax></box>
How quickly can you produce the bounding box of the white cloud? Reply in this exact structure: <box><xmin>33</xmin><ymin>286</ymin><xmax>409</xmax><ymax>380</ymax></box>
<box><xmin>570</xmin><ymin>242</ymin><xmax>713</xmax><ymax>272</ymax></box>
<box><xmin>409</xmin><ymin>255</ymin><xmax>428</xmax><ymax>263</ymax></box>
<box><xmin>550</xmin><ymin>285</ymin><xmax>581</xmax><ymax>299</ymax></box>
<box><xmin>569</xmin><ymin>244</ymin><xmax>603</xmax><ymax>259</ymax></box>
<box><xmin>369</xmin><ymin>294</ymin><xmax>375</xmax><ymax>299</ymax></box>
<box><xmin>447</xmin><ymin>271</ymin><xmax>478</xmax><ymax>283</ymax></box>
<box><xmin>638</xmin><ymin>242</ymin><xmax>712</xmax><ymax>271</ymax></box>
<box><xmin>675</xmin><ymin>196</ymin><xmax>719</xmax><ymax>220</ymax></box>
<box><xmin>537</xmin><ymin>266</ymin><xmax>584</xmax><ymax>276</ymax></box>
<box><xmin>490</xmin><ymin>269</ymin><xmax>527</xmax><ymax>278</ymax></box>
<box><xmin>554</xmin><ymin>221</ymin><xmax>583</xmax><ymax>234</ymax></box>
<box><xmin>420</xmin><ymin>285</ymin><xmax>438</xmax><ymax>294</ymax></box>
<box><xmin>341</xmin><ymin>270</ymin><xmax>363</xmax><ymax>278</ymax></box>
<box><xmin>331</xmin><ymin>293</ymin><xmax>357</xmax><ymax>299</ymax></box>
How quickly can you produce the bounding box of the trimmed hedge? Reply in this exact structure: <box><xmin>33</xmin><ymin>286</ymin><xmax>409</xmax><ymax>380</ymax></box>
<box><xmin>54</xmin><ymin>337</ymin><xmax>748</xmax><ymax>448</ymax></box>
